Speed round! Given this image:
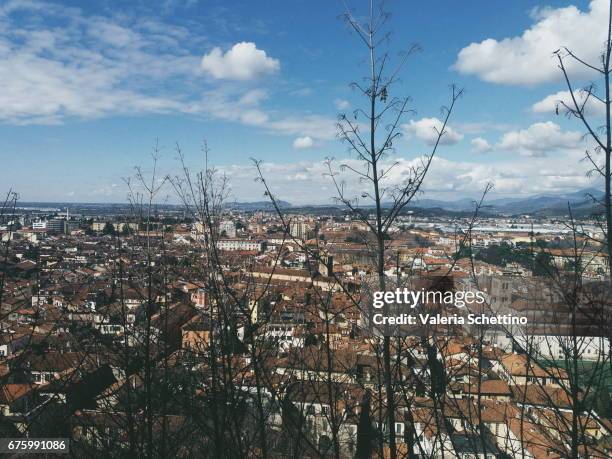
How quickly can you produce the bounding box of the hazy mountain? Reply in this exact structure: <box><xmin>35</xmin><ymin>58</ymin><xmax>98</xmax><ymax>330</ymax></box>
<box><xmin>410</xmin><ymin>188</ymin><xmax>603</xmax><ymax>216</ymax></box>
<box><xmin>13</xmin><ymin>188</ymin><xmax>604</xmax><ymax>216</ymax></box>
<box><xmin>225</xmin><ymin>200</ymin><xmax>292</xmax><ymax>211</ymax></box>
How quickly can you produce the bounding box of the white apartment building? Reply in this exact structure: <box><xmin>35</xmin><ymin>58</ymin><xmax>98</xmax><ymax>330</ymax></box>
<box><xmin>216</xmin><ymin>239</ymin><xmax>262</xmax><ymax>252</ymax></box>
<box><xmin>289</xmin><ymin>221</ymin><xmax>307</xmax><ymax>239</ymax></box>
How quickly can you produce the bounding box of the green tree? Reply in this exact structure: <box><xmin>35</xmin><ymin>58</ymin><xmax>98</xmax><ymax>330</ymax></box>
<box><xmin>533</xmin><ymin>251</ymin><xmax>555</xmax><ymax>277</ymax></box>
<box><xmin>102</xmin><ymin>222</ymin><xmax>116</xmax><ymax>236</ymax></box>
<box><xmin>355</xmin><ymin>391</ymin><xmax>376</xmax><ymax>459</ymax></box>
<box><xmin>454</xmin><ymin>244</ymin><xmax>473</xmax><ymax>260</ymax></box>
<box><xmin>596</xmin><ymin>386</ymin><xmax>612</xmax><ymax>418</ymax></box>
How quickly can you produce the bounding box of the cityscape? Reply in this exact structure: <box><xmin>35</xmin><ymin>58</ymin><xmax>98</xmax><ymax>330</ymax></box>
<box><xmin>1</xmin><ymin>0</ymin><xmax>612</xmax><ymax>458</ymax></box>
<box><xmin>0</xmin><ymin>197</ymin><xmax>609</xmax><ymax>457</ymax></box>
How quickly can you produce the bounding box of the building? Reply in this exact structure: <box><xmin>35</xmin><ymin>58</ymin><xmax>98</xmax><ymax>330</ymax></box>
<box><xmin>92</xmin><ymin>222</ymin><xmax>139</xmax><ymax>233</ymax></box>
<box><xmin>289</xmin><ymin>221</ymin><xmax>307</xmax><ymax>239</ymax></box>
<box><xmin>47</xmin><ymin>219</ymin><xmax>66</xmax><ymax>234</ymax></box>
<box><xmin>181</xmin><ymin>316</ymin><xmax>212</xmax><ymax>354</ymax></box>
<box><xmin>216</xmin><ymin>239</ymin><xmax>262</xmax><ymax>252</ymax></box>
<box><xmin>219</xmin><ymin>220</ymin><xmax>237</xmax><ymax>238</ymax></box>
<box><xmin>190</xmin><ymin>289</ymin><xmax>208</xmax><ymax>309</ymax></box>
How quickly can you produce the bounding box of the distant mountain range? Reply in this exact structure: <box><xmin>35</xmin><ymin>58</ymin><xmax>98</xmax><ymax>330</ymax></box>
<box><xmin>410</xmin><ymin>188</ymin><xmax>604</xmax><ymax>216</ymax></box>
<box><xmin>269</xmin><ymin>188</ymin><xmax>605</xmax><ymax>217</ymax></box>
<box><xmin>11</xmin><ymin>188</ymin><xmax>605</xmax><ymax>217</ymax></box>
<box><xmin>225</xmin><ymin>200</ymin><xmax>292</xmax><ymax>211</ymax></box>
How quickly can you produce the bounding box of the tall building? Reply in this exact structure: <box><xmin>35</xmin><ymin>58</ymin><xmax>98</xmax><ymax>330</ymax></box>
<box><xmin>47</xmin><ymin>219</ymin><xmax>66</xmax><ymax>234</ymax></box>
<box><xmin>289</xmin><ymin>221</ymin><xmax>306</xmax><ymax>239</ymax></box>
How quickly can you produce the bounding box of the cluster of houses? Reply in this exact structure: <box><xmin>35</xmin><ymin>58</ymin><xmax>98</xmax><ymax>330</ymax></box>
<box><xmin>0</xmin><ymin>211</ymin><xmax>609</xmax><ymax>457</ymax></box>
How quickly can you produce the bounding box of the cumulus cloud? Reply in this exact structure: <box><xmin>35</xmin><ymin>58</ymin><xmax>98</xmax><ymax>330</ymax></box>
<box><xmin>496</xmin><ymin>121</ymin><xmax>582</xmax><ymax>156</ymax></box>
<box><xmin>0</xmin><ymin>3</ymin><xmax>337</xmax><ymax>142</ymax></box>
<box><xmin>471</xmin><ymin>137</ymin><xmax>492</xmax><ymax>153</ymax></box>
<box><xmin>220</xmin><ymin>153</ymin><xmax>595</xmax><ymax>205</ymax></box>
<box><xmin>293</xmin><ymin>136</ymin><xmax>315</xmax><ymax>149</ymax></box>
<box><xmin>454</xmin><ymin>0</ymin><xmax>609</xmax><ymax>85</ymax></box>
<box><xmin>334</xmin><ymin>98</ymin><xmax>350</xmax><ymax>110</ymax></box>
<box><xmin>201</xmin><ymin>42</ymin><xmax>280</xmax><ymax>80</ymax></box>
<box><xmin>532</xmin><ymin>90</ymin><xmax>606</xmax><ymax>116</ymax></box>
<box><xmin>403</xmin><ymin>117</ymin><xmax>463</xmax><ymax>145</ymax></box>
<box><xmin>0</xmin><ymin>1</ymin><xmax>200</xmax><ymax>124</ymax></box>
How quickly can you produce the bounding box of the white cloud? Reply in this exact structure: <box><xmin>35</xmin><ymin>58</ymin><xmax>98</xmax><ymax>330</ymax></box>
<box><xmin>220</xmin><ymin>152</ymin><xmax>596</xmax><ymax>205</ymax></box>
<box><xmin>0</xmin><ymin>1</ymin><xmax>199</xmax><ymax>124</ymax></box>
<box><xmin>293</xmin><ymin>136</ymin><xmax>315</xmax><ymax>149</ymax></box>
<box><xmin>88</xmin><ymin>18</ymin><xmax>141</xmax><ymax>48</ymax></box>
<box><xmin>532</xmin><ymin>89</ymin><xmax>606</xmax><ymax>116</ymax></box>
<box><xmin>201</xmin><ymin>42</ymin><xmax>279</xmax><ymax>81</ymax></box>
<box><xmin>0</xmin><ymin>3</ymin><xmax>336</xmax><ymax>142</ymax></box>
<box><xmin>403</xmin><ymin>117</ymin><xmax>463</xmax><ymax>145</ymax></box>
<box><xmin>334</xmin><ymin>98</ymin><xmax>350</xmax><ymax>110</ymax></box>
<box><xmin>238</xmin><ymin>89</ymin><xmax>268</xmax><ymax>105</ymax></box>
<box><xmin>496</xmin><ymin>121</ymin><xmax>582</xmax><ymax>156</ymax></box>
<box><xmin>16</xmin><ymin>150</ymin><xmax>596</xmax><ymax>203</ymax></box>
<box><xmin>240</xmin><ymin>110</ymin><xmax>269</xmax><ymax>126</ymax></box>
<box><xmin>454</xmin><ymin>121</ymin><xmax>516</xmax><ymax>135</ymax></box>
<box><xmin>471</xmin><ymin>137</ymin><xmax>492</xmax><ymax>153</ymax></box>
<box><xmin>454</xmin><ymin>0</ymin><xmax>609</xmax><ymax>85</ymax></box>
<box><xmin>267</xmin><ymin>115</ymin><xmax>336</xmax><ymax>141</ymax></box>
<box><xmin>184</xmin><ymin>90</ymin><xmax>336</xmax><ymax>140</ymax></box>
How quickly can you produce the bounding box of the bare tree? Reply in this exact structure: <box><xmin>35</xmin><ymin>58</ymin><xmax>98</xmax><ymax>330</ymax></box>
<box><xmin>555</xmin><ymin>0</ymin><xmax>612</xmax><ymax>285</ymax></box>
<box><xmin>328</xmin><ymin>1</ymin><xmax>462</xmax><ymax>456</ymax></box>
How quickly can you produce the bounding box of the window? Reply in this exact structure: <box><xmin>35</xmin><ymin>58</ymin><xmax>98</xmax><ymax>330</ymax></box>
<box><xmin>306</xmin><ymin>405</ymin><xmax>315</xmax><ymax>415</ymax></box>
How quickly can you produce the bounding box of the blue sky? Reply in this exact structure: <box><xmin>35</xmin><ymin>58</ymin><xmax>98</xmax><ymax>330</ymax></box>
<box><xmin>0</xmin><ymin>0</ymin><xmax>606</xmax><ymax>204</ymax></box>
